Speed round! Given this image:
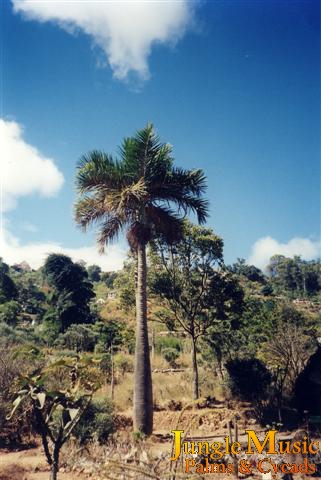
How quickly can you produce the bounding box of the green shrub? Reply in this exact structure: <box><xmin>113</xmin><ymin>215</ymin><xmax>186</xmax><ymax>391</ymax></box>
<box><xmin>162</xmin><ymin>347</ymin><xmax>180</xmax><ymax>367</ymax></box>
<box><xmin>97</xmin><ymin>352</ymin><xmax>112</xmax><ymax>377</ymax></box>
<box><xmin>54</xmin><ymin>324</ymin><xmax>98</xmax><ymax>352</ymax></box>
<box><xmin>73</xmin><ymin>398</ymin><xmax>115</xmax><ymax>444</ymax></box>
<box><xmin>0</xmin><ymin>301</ymin><xmax>20</xmax><ymax>326</ymax></box>
<box><xmin>155</xmin><ymin>335</ymin><xmax>182</xmax><ymax>354</ymax></box>
<box><xmin>114</xmin><ymin>352</ymin><xmax>134</xmax><ymax>376</ymax></box>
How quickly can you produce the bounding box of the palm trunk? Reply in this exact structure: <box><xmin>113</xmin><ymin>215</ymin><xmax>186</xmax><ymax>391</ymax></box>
<box><xmin>191</xmin><ymin>336</ymin><xmax>199</xmax><ymax>400</ymax></box>
<box><xmin>133</xmin><ymin>242</ymin><xmax>153</xmax><ymax>435</ymax></box>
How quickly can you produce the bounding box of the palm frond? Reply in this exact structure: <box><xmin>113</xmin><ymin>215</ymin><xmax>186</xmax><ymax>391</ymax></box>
<box><xmin>171</xmin><ymin>195</ymin><xmax>210</xmax><ymax>224</ymax></box>
<box><xmin>97</xmin><ymin>217</ymin><xmax>125</xmax><ymax>253</ymax></box>
<box><xmin>149</xmin><ymin>168</ymin><xmax>209</xmax><ymax>224</ymax></box>
<box><xmin>122</xmin><ymin>124</ymin><xmax>167</xmax><ymax>179</ymax></box>
<box><xmin>74</xmin><ymin>194</ymin><xmax>107</xmax><ymax>230</ymax></box>
<box><xmin>76</xmin><ymin>151</ymin><xmax>124</xmax><ymax>193</ymax></box>
<box><xmin>145</xmin><ymin>205</ymin><xmax>184</xmax><ymax>244</ymax></box>
<box><xmin>153</xmin><ymin>168</ymin><xmax>207</xmax><ymax>198</ymax></box>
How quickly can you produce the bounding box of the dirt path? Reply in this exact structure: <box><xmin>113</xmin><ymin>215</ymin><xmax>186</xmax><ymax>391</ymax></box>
<box><xmin>0</xmin><ymin>447</ymin><xmax>87</xmax><ymax>480</ymax></box>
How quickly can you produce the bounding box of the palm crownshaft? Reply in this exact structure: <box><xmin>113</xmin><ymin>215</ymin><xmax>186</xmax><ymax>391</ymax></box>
<box><xmin>74</xmin><ymin>124</ymin><xmax>209</xmax><ymax>434</ymax></box>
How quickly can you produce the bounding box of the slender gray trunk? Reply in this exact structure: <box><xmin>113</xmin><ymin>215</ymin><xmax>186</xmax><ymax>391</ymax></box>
<box><xmin>191</xmin><ymin>337</ymin><xmax>199</xmax><ymax>400</ymax></box>
<box><xmin>50</xmin><ymin>463</ymin><xmax>58</xmax><ymax>480</ymax></box>
<box><xmin>110</xmin><ymin>343</ymin><xmax>115</xmax><ymax>401</ymax></box>
<box><xmin>133</xmin><ymin>242</ymin><xmax>153</xmax><ymax>434</ymax></box>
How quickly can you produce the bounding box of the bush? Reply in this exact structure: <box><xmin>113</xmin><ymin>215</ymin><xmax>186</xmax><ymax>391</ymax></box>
<box><xmin>73</xmin><ymin>398</ymin><xmax>115</xmax><ymax>444</ymax></box>
<box><xmin>54</xmin><ymin>324</ymin><xmax>98</xmax><ymax>352</ymax></box>
<box><xmin>98</xmin><ymin>353</ymin><xmax>112</xmax><ymax>377</ymax></box>
<box><xmin>0</xmin><ymin>347</ymin><xmax>38</xmax><ymax>446</ymax></box>
<box><xmin>114</xmin><ymin>352</ymin><xmax>134</xmax><ymax>376</ymax></box>
<box><xmin>162</xmin><ymin>347</ymin><xmax>180</xmax><ymax>367</ymax></box>
<box><xmin>226</xmin><ymin>358</ymin><xmax>272</xmax><ymax>401</ymax></box>
<box><xmin>0</xmin><ymin>301</ymin><xmax>20</xmax><ymax>326</ymax></box>
<box><xmin>155</xmin><ymin>335</ymin><xmax>182</xmax><ymax>354</ymax></box>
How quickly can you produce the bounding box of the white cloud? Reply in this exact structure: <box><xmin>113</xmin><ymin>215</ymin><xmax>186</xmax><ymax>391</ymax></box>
<box><xmin>248</xmin><ymin>236</ymin><xmax>321</xmax><ymax>271</ymax></box>
<box><xmin>12</xmin><ymin>0</ymin><xmax>195</xmax><ymax>81</ymax></box>
<box><xmin>0</xmin><ymin>118</ymin><xmax>64</xmax><ymax>212</ymax></box>
<box><xmin>0</xmin><ymin>117</ymin><xmax>125</xmax><ymax>270</ymax></box>
<box><xmin>0</xmin><ymin>225</ymin><xmax>126</xmax><ymax>271</ymax></box>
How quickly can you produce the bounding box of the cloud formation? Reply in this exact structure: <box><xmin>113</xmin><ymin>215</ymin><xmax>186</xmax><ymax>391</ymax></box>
<box><xmin>248</xmin><ymin>236</ymin><xmax>321</xmax><ymax>271</ymax></box>
<box><xmin>0</xmin><ymin>117</ymin><xmax>125</xmax><ymax>270</ymax></box>
<box><xmin>0</xmin><ymin>118</ymin><xmax>64</xmax><ymax>211</ymax></box>
<box><xmin>12</xmin><ymin>0</ymin><xmax>194</xmax><ymax>81</ymax></box>
<box><xmin>0</xmin><ymin>225</ymin><xmax>126</xmax><ymax>271</ymax></box>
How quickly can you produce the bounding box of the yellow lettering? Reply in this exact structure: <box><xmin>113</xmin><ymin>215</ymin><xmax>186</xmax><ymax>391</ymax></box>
<box><xmin>197</xmin><ymin>441</ymin><xmax>210</xmax><ymax>455</ymax></box>
<box><xmin>171</xmin><ymin>430</ymin><xmax>184</xmax><ymax>461</ymax></box>
<box><xmin>231</xmin><ymin>441</ymin><xmax>241</xmax><ymax>455</ymax></box>
<box><xmin>246</xmin><ymin>430</ymin><xmax>278</xmax><ymax>455</ymax></box>
<box><xmin>209</xmin><ymin>441</ymin><xmax>223</xmax><ymax>459</ymax></box>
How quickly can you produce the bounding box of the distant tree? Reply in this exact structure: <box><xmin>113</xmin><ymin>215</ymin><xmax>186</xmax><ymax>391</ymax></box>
<box><xmin>267</xmin><ymin>255</ymin><xmax>321</xmax><ymax>297</ymax></box>
<box><xmin>113</xmin><ymin>258</ymin><xmax>136</xmax><ymax>311</ymax></box>
<box><xmin>93</xmin><ymin>320</ymin><xmax>129</xmax><ymax>353</ymax></box>
<box><xmin>41</xmin><ymin>311</ymin><xmax>62</xmax><ymax>345</ymax></box>
<box><xmin>43</xmin><ymin>254</ymin><xmax>95</xmax><ymax>332</ymax></box>
<box><xmin>55</xmin><ymin>324</ymin><xmax>98</xmax><ymax>352</ymax></box>
<box><xmin>226</xmin><ymin>358</ymin><xmax>272</xmax><ymax>402</ymax></box>
<box><xmin>87</xmin><ymin>265</ymin><xmax>101</xmax><ymax>282</ymax></box>
<box><xmin>0</xmin><ymin>259</ymin><xmax>18</xmax><ymax>304</ymax></box>
<box><xmin>229</xmin><ymin>258</ymin><xmax>266</xmax><ymax>283</ymax></box>
<box><xmin>203</xmin><ymin>297</ymin><xmax>277</xmax><ymax>374</ymax></box>
<box><xmin>100</xmin><ymin>271</ymin><xmax>117</xmax><ymax>289</ymax></box>
<box><xmin>151</xmin><ymin>222</ymin><xmax>244</xmax><ymax>399</ymax></box>
<box><xmin>263</xmin><ymin>324</ymin><xmax>314</xmax><ymax>391</ymax></box>
<box><xmin>0</xmin><ymin>300</ymin><xmax>20</xmax><ymax>326</ymax></box>
<box><xmin>15</xmin><ymin>275</ymin><xmax>46</xmax><ymax>314</ymax></box>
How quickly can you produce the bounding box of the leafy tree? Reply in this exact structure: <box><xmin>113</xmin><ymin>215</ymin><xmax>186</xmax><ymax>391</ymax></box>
<box><xmin>0</xmin><ymin>259</ymin><xmax>18</xmax><ymax>304</ymax></box>
<box><xmin>113</xmin><ymin>257</ymin><xmax>136</xmax><ymax>311</ymax></box>
<box><xmin>14</xmin><ymin>273</ymin><xmax>46</xmax><ymax>315</ymax></box>
<box><xmin>267</xmin><ymin>255</ymin><xmax>321</xmax><ymax>297</ymax></box>
<box><xmin>43</xmin><ymin>254</ymin><xmax>95</xmax><ymax>332</ymax></box>
<box><xmin>226</xmin><ymin>358</ymin><xmax>272</xmax><ymax>401</ymax></box>
<box><xmin>100</xmin><ymin>271</ymin><xmax>117</xmax><ymax>289</ymax></box>
<box><xmin>55</xmin><ymin>324</ymin><xmax>98</xmax><ymax>352</ymax></box>
<box><xmin>229</xmin><ymin>258</ymin><xmax>266</xmax><ymax>284</ymax></box>
<box><xmin>87</xmin><ymin>264</ymin><xmax>101</xmax><ymax>282</ymax></box>
<box><xmin>150</xmin><ymin>222</ymin><xmax>243</xmax><ymax>399</ymax></box>
<box><xmin>41</xmin><ymin>311</ymin><xmax>62</xmax><ymax>345</ymax></box>
<box><xmin>93</xmin><ymin>320</ymin><xmax>130</xmax><ymax>353</ymax></box>
<box><xmin>74</xmin><ymin>123</ymin><xmax>209</xmax><ymax>434</ymax></box>
<box><xmin>259</xmin><ymin>303</ymin><xmax>317</xmax><ymax>390</ymax></box>
<box><xmin>0</xmin><ymin>301</ymin><xmax>20</xmax><ymax>326</ymax></box>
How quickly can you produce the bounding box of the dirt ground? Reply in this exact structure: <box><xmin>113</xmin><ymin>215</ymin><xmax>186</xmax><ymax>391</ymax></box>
<box><xmin>0</xmin><ymin>447</ymin><xmax>89</xmax><ymax>480</ymax></box>
<box><xmin>0</xmin><ymin>406</ymin><xmax>258</xmax><ymax>480</ymax></box>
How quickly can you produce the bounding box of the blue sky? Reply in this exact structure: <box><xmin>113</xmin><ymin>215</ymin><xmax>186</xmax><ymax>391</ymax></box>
<box><xmin>0</xmin><ymin>0</ymin><xmax>320</xmax><ymax>270</ymax></box>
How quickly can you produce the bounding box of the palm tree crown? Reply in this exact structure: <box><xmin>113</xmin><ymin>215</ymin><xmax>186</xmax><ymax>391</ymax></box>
<box><xmin>75</xmin><ymin>123</ymin><xmax>209</xmax><ymax>250</ymax></box>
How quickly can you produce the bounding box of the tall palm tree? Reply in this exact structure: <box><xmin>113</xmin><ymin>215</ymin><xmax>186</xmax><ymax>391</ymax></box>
<box><xmin>74</xmin><ymin>124</ymin><xmax>209</xmax><ymax>434</ymax></box>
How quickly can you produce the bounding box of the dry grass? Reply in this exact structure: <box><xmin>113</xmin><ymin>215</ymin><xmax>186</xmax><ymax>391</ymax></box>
<box><xmin>95</xmin><ymin>351</ymin><xmax>226</xmax><ymax>414</ymax></box>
